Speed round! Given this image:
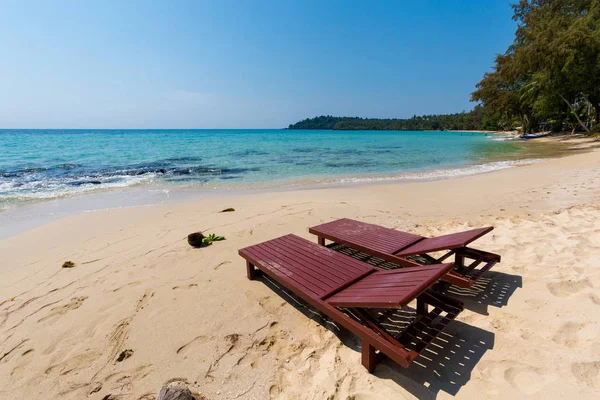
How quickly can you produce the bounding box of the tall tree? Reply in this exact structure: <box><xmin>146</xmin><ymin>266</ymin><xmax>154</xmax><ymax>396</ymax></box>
<box><xmin>471</xmin><ymin>52</ymin><xmax>536</xmax><ymax>132</ymax></box>
<box><xmin>473</xmin><ymin>0</ymin><xmax>600</xmax><ymax>131</ymax></box>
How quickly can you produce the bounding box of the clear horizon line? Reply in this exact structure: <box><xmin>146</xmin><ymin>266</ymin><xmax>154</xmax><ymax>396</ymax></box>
<box><xmin>0</xmin><ymin>127</ymin><xmax>291</xmax><ymax>130</ymax></box>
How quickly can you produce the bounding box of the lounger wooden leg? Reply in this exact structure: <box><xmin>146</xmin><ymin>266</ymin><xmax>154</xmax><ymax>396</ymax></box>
<box><xmin>455</xmin><ymin>253</ymin><xmax>465</xmax><ymax>269</ymax></box>
<box><xmin>246</xmin><ymin>261</ymin><xmax>258</xmax><ymax>280</ymax></box>
<box><xmin>318</xmin><ymin>236</ymin><xmax>325</xmax><ymax>246</ymax></box>
<box><xmin>361</xmin><ymin>340</ymin><xmax>377</xmax><ymax>373</ymax></box>
<box><xmin>417</xmin><ymin>296</ymin><xmax>428</xmax><ymax>315</ymax></box>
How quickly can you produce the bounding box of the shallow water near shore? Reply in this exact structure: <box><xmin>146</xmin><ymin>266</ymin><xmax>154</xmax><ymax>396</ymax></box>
<box><xmin>0</xmin><ymin>129</ymin><xmax>572</xmax><ymax>214</ymax></box>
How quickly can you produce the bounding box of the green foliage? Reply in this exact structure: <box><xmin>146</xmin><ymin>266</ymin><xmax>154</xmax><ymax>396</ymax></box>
<box><xmin>473</xmin><ymin>0</ymin><xmax>600</xmax><ymax>132</ymax></box>
<box><xmin>589</xmin><ymin>125</ymin><xmax>600</xmax><ymax>137</ymax></box>
<box><xmin>289</xmin><ymin>116</ymin><xmax>346</xmax><ymax>129</ymax></box>
<box><xmin>202</xmin><ymin>233</ymin><xmax>225</xmax><ymax>245</ymax></box>
<box><xmin>289</xmin><ymin>106</ymin><xmax>494</xmax><ymax>131</ymax></box>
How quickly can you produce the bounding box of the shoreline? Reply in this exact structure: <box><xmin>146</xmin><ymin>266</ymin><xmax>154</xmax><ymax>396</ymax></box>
<box><xmin>0</xmin><ymin>156</ymin><xmax>562</xmax><ymax>239</ymax></box>
<box><xmin>0</xmin><ymin>129</ymin><xmax>552</xmax><ymax>216</ymax></box>
<box><xmin>1</xmin><ymin>134</ymin><xmax>592</xmax><ymax>239</ymax></box>
<box><xmin>0</xmin><ymin>136</ymin><xmax>599</xmax><ymax>399</ymax></box>
<box><xmin>5</xmin><ymin>137</ymin><xmax>597</xmax><ymax>238</ymax></box>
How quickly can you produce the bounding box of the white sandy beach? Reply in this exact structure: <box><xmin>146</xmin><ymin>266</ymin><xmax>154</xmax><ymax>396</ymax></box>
<box><xmin>1</xmin><ymin>136</ymin><xmax>600</xmax><ymax>400</ymax></box>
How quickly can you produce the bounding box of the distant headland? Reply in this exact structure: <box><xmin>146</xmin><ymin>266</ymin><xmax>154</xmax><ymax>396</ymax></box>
<box><xmin>287</xmin><ymin>107</ymin><xmax>491</xmax><ymax>131</ymax></box>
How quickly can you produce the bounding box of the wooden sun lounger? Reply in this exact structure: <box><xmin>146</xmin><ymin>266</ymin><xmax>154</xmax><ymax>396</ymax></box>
<box><xmin>239</xmin><ymin>234</ymin><xmax>464</xmax><ymax>372</ymax></box>
<box><xmin>309</xmin><ymin>218</ymin><xmax>501</xmax><ymax>288</ymax></box>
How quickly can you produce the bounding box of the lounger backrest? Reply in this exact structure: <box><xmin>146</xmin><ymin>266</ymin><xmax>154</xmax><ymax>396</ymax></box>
<box><xmin>325</xmin><ymin>263</ymin><xmax>453</xmax><ymax>308</ymax></box>
<box><xmin>395</xmin><ymin>227</ymin><xmax>494</xmax><ymax>256</ymax></box>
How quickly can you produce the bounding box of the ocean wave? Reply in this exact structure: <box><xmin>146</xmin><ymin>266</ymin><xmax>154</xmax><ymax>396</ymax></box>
<box><xmin>487</xmin><ymin>134</ymin><xmax>519</xmax><ymax>141</ymax></box>
<box><xmin>0</xmin><ymin>158</ymin><xmax>545</xmax><ymax>209</ymax></box>
<box><xmin>0</xmin><ymin>159</ymin><xmax>264</xmax><ymax>208</ymax></box>
<box><xmin>226</xmin><ymin>158</ymin><xmax>543</xmax><ymax>190</ymax></box>
<box><xmin>326</xmin><ymin>158</ymin><xmax>544</xmax><ymax>184</ymax></box>
<box><xmin>324</xmin><ymin>161</ymin><xmax>378</xmax><ymax>168</ymax></box>
<box><xmin>0</xmin><ymin>174</ymin><xmax>157</xmax><ymax>201</ymax></box>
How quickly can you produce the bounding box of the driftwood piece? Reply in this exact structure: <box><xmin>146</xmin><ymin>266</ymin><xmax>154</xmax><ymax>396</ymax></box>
<box><xmin>157</xmin><ymin>381</ymin><xmax>195</xmax><ymax>400</ymax></box>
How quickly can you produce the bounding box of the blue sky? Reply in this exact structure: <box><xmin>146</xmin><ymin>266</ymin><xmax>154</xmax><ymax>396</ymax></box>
<box><xmin>0</xmin><ymin>1</ymin><xmax>516</xmax><ymax>128</ymax></box>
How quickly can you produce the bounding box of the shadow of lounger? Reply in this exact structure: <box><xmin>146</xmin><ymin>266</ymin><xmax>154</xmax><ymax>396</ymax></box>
<box><xmin>376</xmin><ymin>320</ymin><xmax>494</xmax><ymax>398</ymax></box>
<box><xmin>260</xmin><ymin>274</ymin><xmax>494</xmax><ymax>397</ymax></box>
<box><xmin>435</xmin><ymin>271</ymin><xmax>522</xmax><ymax>315</ymax></box>
<box><xmin>330</xmin><ymin>243</ymin><xmax>521</xmax><ymax>316</ymax></box>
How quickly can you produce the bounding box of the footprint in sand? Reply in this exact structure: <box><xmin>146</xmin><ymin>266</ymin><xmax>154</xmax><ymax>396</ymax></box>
<box><xmin>276</xmin><ymin>340</ymin><xmax>308</xmax><ymax>359</ymax></box>
<box><xmin>202</xmin><ymin>333</ymin><xmax>243</xmax><ymax>380</ymax></box>
<box><xmin>38</xmin><ymin>296</ymin><xmax>88</xmax><ymax>323</ymax></box>
<box><xmin>504</xmin><ymin>365</ymin><xmax>550</xmax><ymax>395</ymax></box>
<box><xmin>172</xmin><ymin>283</ymin><xmax>199</xmax><ymax>290</ymax></box>
<box><xmin>546</xmin><ymin>278</ymin><xmax>593</xmax><ymax>297</ymax></box>
<box><xmin>489</xmin><ymin>312</ymin><xmax>522</xmax><ymax>333</ymax></box>
<box><xmin>44</xmin><ymin>351</ymin><xmax>102</xmax><ymax>376</ymax></box>
<box><xmin>176</xmin><ymin>335</ymin><xmax>210</xmax><ymax>355</ymax></box>
<box><xmin>572</xmin><ymin>361</ymin><xmax>600</xmax><ymax>389</ymax></box>
<box><xmin>269</xmin><ymin>384</ymin><xmax>282</xmax><ymax>398</ymax></box>
<box><xmin>108</xmin><ymin>318</ymin><xmax>132</xmax><ymax>361</ymax></box>
<box><xmin>258</xmin><ymin>296</ymin><xmax>286</xmax><ymax>314</ymax></box>
<box><xmin>97</xmin><ymin>290</ymin><xmax>154</xmax><ymax>371</ymax></box>
<box><xmin>103</xmin><ymin>364</ymin><xmax>153</xmax><ymax>391</ymax></box>
<box><xmin>478</xmin><ymin>360</ymin><xmax>554</xmax><ymax>396</ymax></box>
<box><xmin>112</xmin><ymin>280</ymin><xmax>142</xmax><ymax>293</ymax></box>
<box><xmin>9</xmin><ymin>348</ymin><xmax>35</xmax><ymax>378</ymax></box>
<box><xmin>254</xmin><ymin>322</ymin><xmax>285</xmax><ymax>354</ymax></box>
<box><xmin>135</xmin><ymin>289</ymin><xmax>153</xmax><ymax>312</ymax></box>
<box><xmin>214</xmin><ymin>260</ymin><xmax>232</xmax><ymax>270</ymax></box>
<box><xmin>552</xmin><ymin>322</ymin><xmax>583</xmax><ymax>348</ymax></box>
<box><xmin>235</xmin><ymin>322</ymin><xmax>283</xmax><ymax>370</ymax></box>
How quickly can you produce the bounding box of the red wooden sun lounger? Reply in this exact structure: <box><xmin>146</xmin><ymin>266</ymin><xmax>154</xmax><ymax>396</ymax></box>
<box><xmin>239</xmin><ymin>234</ymin><xmax>464</xmax><ymax>372</ymax></box>
<box><xmin>309</xmin><ymin>218</ymin><xmax>501</xmax><ymax>288</ymax></box>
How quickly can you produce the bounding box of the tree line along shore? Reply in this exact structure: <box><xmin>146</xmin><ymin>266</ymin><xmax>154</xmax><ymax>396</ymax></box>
<box><xmin>287</xmin><ymin>108</ymin><xmax>491</xmax><ymax>131</ymax></box>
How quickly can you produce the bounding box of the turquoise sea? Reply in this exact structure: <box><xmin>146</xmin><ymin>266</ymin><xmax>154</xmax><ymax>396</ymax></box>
<box><xmin>0</xmin><ymin>129</ymin><xmax>536</xmax><ymax>211</ymax></box>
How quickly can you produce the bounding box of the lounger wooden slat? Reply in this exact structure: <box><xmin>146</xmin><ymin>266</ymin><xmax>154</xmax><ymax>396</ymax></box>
<box><xmin>246</xmin><ymin>234</ymin><xmax>372</xmax><ymax>294</ymax></box>
<box><xmin>254</xmin><ymin>246</ymin><xmax>336</xmax><ymax>293</ymax></box>
<box><xmin>279</xmin><ymin>235</ymin><xmax>366</xmax><ymax>278</ymax></box>
<box><xmin>310</xmin><ymin>218</ymin><xmax>423</xmax><ymax>254</ymax></box>
<box><xmin>257</xmin><ymin>239</ymin><xmax>348</xmax><ymax>285</ymax></box>
<box><xmin>239</xmin><ymin>234</ymin><xmax>463</xmax><ymax>372</ymax></box>
<box><xmin>275</xmin><ymin>234</ymin><xmax>373</xmax><ymax>281</ymax></box>
<box><xmin>247</xmin><ymin>245</ymin><xmax>333</xmax><ymax>297</ymax></box>
<box><xmin>282</xmin><ymin>235</ymin><xmax>373</xmax><ymax>278</ymax></box>
<box><xmin>327</xmin><ymin>265</ymin><xmax>452</xmax><ymax>308</ymax></box>
<box><xmin>310</xmin><ymin>219</ymin><xmax>501</xmax><ymax>288</ymax></box>
<box><xmin>254</xmin><ymin>241</ymin><xmax>354</xmax><ymax>290</ymax></box>
<box><xmin>394</xmin><ymin>227</ymin><xmax>493</xmax><ymax>256</ymax></box>
<box><xmin>340</xmin><ymin>281</ymin><xmax>440</xmax><ymax>291</ymax></box>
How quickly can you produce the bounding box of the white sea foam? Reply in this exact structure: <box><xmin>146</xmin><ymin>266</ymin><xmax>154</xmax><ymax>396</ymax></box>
<box><xmin>0</xmin><ymin>174</ymin><xmax>156</xmax><ymax>202</ymax></box>
<box><xmin>271</xmin><ymin>158</ymin><xmax>546</xmax><ymax>188</ymax></box>
<box><xmin>486</xmin><ymin>134</ymin><xmax>520</xmax><ymax>141</ymax></box>
<box><xmin>337</xmin><ymin>159</ymin><xmax>544</xmax><ymax>183</ymax></box>
<box><xmin>0</xmin><ymin>158</ymin><xmax>546</xmax><ymax>211</ymax></box>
